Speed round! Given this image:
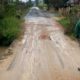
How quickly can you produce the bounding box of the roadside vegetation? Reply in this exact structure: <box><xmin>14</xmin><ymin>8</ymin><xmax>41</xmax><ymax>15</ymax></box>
<box><xmin>43</xmin><ymin>0</ymin><xmax>80</xmax><ymax>39</ymax></box>
<box><xmin>58</xmin><ymin>17</ymin><xmax>70</xmax><ymax>29</ymax></box>
<box><xmin>58</xmin><ymin>5</ymin><xmax>80</xmax><ymax>38</ymax></box>
<box><xmin>0</xmin><ymin>1</ymin><xmax>29</xmax><ymax>46</ymax></box>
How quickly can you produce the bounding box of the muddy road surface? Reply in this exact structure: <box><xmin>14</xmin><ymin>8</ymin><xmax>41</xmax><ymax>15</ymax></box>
<box><xmin>0</xmin><ymin>7</ymin><xmax>80</xmax><ymax>80</ymax></box>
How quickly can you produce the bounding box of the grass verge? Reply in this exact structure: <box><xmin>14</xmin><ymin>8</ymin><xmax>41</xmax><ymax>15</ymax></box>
<box><xmin>58</xmin><ymin>17</ymin><xmax>70</xmax><ymax>29</ymax></box>
<box><xmin>58</xmin><ymin>17</ymin><xmax>75</xmax><ymax>39</ymax></box>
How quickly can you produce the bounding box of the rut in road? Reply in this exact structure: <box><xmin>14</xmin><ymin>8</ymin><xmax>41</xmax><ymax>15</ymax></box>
<box><xmin>0</xmin><ymin>7</ymin><xmax>80</xmax><ymax>80</ymax></box>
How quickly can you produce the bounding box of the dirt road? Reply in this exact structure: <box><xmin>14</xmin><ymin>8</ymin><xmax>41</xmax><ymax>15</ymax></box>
<box><xmin>0</xmin><ymin>7</ymin><xmax>80</xmax><ymax>80</ymax></box>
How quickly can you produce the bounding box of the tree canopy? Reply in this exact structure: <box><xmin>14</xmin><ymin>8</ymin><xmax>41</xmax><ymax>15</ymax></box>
<box><xmin>44</xmin><ymin>0</ymin><xmax>69</xmax><ymax>8</ymax></box>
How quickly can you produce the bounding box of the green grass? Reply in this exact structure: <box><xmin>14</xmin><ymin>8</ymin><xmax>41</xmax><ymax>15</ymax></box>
<box><xmin>0</xmin><ymin>4</ymin><xmax>30</xmax><ymax>46</ymax></box>
<box><xmin>0</xmin><ymin>17</ymin><xmax>21</xmax><ymax>46</ymax></box>
<box><xmin>58</xmin><ymin>17</ymin><xmax>76</xmax><ymax>39</ymax></box>
<box><xmin>58</xmin><ymin>17</ymin><xmax>72</xmax><ymax>34</ymax></box>
<box><xmin>58</xmin><ymin>18</ymin><xmax>70</xmax><ymax>28</ymax></box>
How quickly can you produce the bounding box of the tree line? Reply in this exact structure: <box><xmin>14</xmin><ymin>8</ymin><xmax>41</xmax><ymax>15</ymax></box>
<box><xmin>44</xmin><ymin>0</ymin><xmax>70</xmax><ymax>10</ymax></box>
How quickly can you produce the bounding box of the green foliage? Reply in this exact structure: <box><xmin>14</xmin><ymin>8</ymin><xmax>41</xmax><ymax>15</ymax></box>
<box><xmin>59</xmin><ymin>5</ymin><xmax>80</xmax><ymax>38</ymax></box>
<box><xmin>38</xmin><ymin>3</ymin><xmax>47</xmax><ymax>10</ymax></box>
<box><xmin>75</xmin><ymin>20</ymin><xmax>80</xmax><ymax>39</ymax></box>
<box><xmin>58</xmin><ymin>17</ymin><xmax>72</xmax><ymax>34</ymax></box>
<box><xmin>0</xmin><ymin>1</ymin><xmax>29</xmax><ymax>46</ymax></box>
<box><xmin>58</xmin><ymin>17</ymin><xmax>75</xmax><ymax>39</ymax></box>
<box><xmin>58</xmin><ymin>18</ymin><xmax>70</xmax><ymax>28</ymax></box>
<box><xmin>38</xmin><ymin>4</ymin><xmax>44</xmax><ymax>9</ymax></box>
<box><xmin>0</xmin><ymin>5</ymin><xmax>5</xmax><ymax>19</ymax></box>
<box><xmin>35</xmin><ymin>0</ymin><xmax>39</xmax><ymax>6</ymax></box>
<box><xmin>0</xmin><ymin>17</ymin><xmax>21</xmax><ymax>46</ymax></box>
<box><xmin>67</xmin><ymin>5</ymin><xmax>80</xmax><ymax>35</ymax></box>
<box><xmin>69</xmin><ymin>5</ymin><xmax>80</xmax><ymax>26</ymax></box>
<box><xmin>4</xmin><ymin>5</ymin><xmax>16</xmax><ymax>17</ymax></box>
<box><xmin>0</xmin><ymin>17</ymin><xmax>20</xmax><ymax>46</ymax></box>
<box><xmin>44</xmin><ymin>0</ymin><xmax>69</xmax><ymax>9</ymax></box>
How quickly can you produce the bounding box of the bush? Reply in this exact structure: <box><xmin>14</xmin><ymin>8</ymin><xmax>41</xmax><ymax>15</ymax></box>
<box><xmin>59</xmin><ymin>18</ymin><xmax>70</xmax><ymax>28</ymax></box>
<box><xmin>58</xmin><ymin>17</ymin><xmax>73</xmax><ymax>34</ymax></box>
<box><xmin>69</xmin><ymin>5</ymin><xmax>80</xmax><ymax>27</ymax></box>
<box><xmin>4</xmin><ymin>5</ymin><xmax>16</xmax><ymax>17</ymax></box>
<box><xmin>58</xmin><ymin>17</ymin><xmax>76</xmax><ymax>39</ymax></box>
<box><xmin>67</xmin><ymin>5</ymin><xmax>80</xmax><ymax>35</ymax></box>
<box><xmin>0</xmin><ymin>17</ymin><xmax>21</xmax><ymax>46</ymax></box>
<box><xmin>38</xmin><ymin>4</ymin><xmax>47</xmax><ymax>10</ymax></box>
<box><xmin>0</xmin><ymin>2</ymin><xmax>28</xmax><ymax>46</ymax></box>
<box><xmin>0</xmin><ymin>5</ymin><xmax>5</xmax><ymax>19</ymax></box>
<box><xmin>59</xmin><ymin>5</ymin><xmax>80</xmax><ymax>38</ymax></box>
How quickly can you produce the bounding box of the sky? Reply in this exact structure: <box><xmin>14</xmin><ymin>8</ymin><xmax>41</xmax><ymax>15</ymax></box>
<box><xmin>22</xmin><ymin>0</ymin><xmax>35</xmax><ymax>2</ymax></box>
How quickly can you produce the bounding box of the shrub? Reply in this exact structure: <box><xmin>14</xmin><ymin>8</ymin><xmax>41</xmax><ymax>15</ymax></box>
<box><xmin>59</xmin><ymin>5</ymin><xmax>80</xmax><ymax>37</ymax></box>
<box><xmin>4</xmin><ymin>5</ymin><xmax>16</xmax><ymax>17</ymax></box>
<box><xmin>0</xmin><ymin>17</ymin><xmax>21</xmax><ymax>46</ymax></box>
<box><xmin>59</xmin><ymin>18</ymin><xmax>70</xmax><ymax>28</ymax></box>
<box><xmin>69</xmin><ymin>5</ymin><xmax>80</xmax><ymax>27</ymax></box>
<box><xmin>67</xmin><ymin>5</ymin><xmax>80</xmax><ymax>35</ymax></box>
<box><xmin>0</xmin><ymin>5</ymin><xmax>5</xmax><ymax>19</ymax></box>
<box><xmin>38</xmin><ymin>4</ymin><xmax>47</xmax><ymax>10</ymax></box>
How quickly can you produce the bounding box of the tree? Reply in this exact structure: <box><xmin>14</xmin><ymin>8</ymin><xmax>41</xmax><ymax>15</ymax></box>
<box><xmin>44</xmin><ymin>0</ymin><xmax>50</xmax><ymax>10</ymax></box>
<box><xmin>35</xmin><ymin>0</ymin><xmax>39</xmax><ymax>6</ymax></box>
<box><xmin>29</xmin><ymin>0</ymin><xmax>32</xmax><ymax>7</ymax></box>
<box><xmin>44</xmin><ymin>0</ymin><xmax>69</xmax><ymax>10</ymax></box>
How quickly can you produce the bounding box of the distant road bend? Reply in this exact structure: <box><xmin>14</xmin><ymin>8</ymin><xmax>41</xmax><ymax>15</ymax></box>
<box><xmin>0</xmin><ymin>7</ymin><xmax>80</xmax><ymax>80</ymax></box>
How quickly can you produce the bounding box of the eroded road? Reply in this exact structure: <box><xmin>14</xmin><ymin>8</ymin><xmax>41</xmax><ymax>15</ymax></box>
<box><xmin>0</xmin><ymin>7</ymin><xmax>80</xmax><ymax>80</ymax></box>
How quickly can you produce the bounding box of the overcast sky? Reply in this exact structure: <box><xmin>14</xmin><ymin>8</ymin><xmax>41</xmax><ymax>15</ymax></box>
<box><xmin>22</xmin><ymin>0</ymin><xmax>35</xmax><ymax>2</ymax></box>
